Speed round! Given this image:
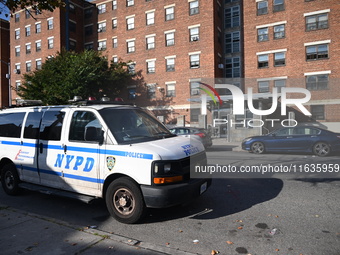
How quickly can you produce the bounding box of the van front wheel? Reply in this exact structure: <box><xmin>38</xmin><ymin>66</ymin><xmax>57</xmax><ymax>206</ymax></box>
<box><xmin>105</xmin><ymin>177</ymin><xmax>146</xmax><ymax>224</ymax></box>
<box><xmin>1</xmin><ymin>163</ymin><xmax>20</xmax><ymax>195</ymax></box>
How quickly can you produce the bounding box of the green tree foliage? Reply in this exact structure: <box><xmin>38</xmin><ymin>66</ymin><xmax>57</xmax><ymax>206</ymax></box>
<box><xmin>18</xmin><ymin>49</ymin><xmax>132</xmax><ymax>105</ymax></box>
<box><xmin>1</xmin><ymin>0</ymin><xmax>64</xmax><ymax>16</ymax></box>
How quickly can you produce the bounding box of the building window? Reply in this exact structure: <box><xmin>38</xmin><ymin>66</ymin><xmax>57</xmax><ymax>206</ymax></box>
<box><xmin>98</xmin><ymin>4</ymin><xmax>106</xmax><ymax>14</ymax></box>
<box><xmin>165</xmin><ymin>32</ymin><xmax>175</xmax><ymax>46</ymax></box>
<box><xmin>15</xmin><ymin>47</ymin><xmax>20</xmax><ymax>57</ymax></box>
<box><xmin>147</xmin><ymin>84</ymin><xmax>156</xmax><ymax>98</ymax></box>
<box><xmin>189</xmin><ymin>54</ymin><xmax>200</xmax><ymax>68</ymax></box>
<box><xmin>306</xmin><ymin>13</ymin><xmax>328</xmax><ymax>31</ymax></box>
<box><xmin>128</xmin><ymin>63</ymin><xmax>136</xmax><ymax>75</ymax></box>
<box><xmin>85</xmin><ymin>25</ymin><xmax>93</xmax><ymax>36</ymax></box>
<box><xmin>258</xmin><ymin>54</ymin><xmax>269</xmax><ymax>68</ymax></box>
<box><xmin>225</xmin><ymin>6</ymin><xmax>240</xmax><ymax>28</ymax></box>
<box><xmin>47</xmin><ymin>18</ymin><xmax>53</xmax><ymax>30</ymax></box>
<box><xmin>85</xmin><ymin>8</ymin><xmax>93</xmax><ymax>19</ymax></box>
<box><xmin>48</xmin><ymin>38</ymin><xmax>54</xmax><ymax>49</ymax></box>
<box><xmin>225</xmin><ymin>31</ymin><xmax>240</xmax><ymax>53</ymax></box>
<box><xmin>25</xmin><ymin>10</ymin><xmax>30</xmax><ymax>19</ymax></box>
<box><xmin>98</xmin><ymin>22</ymin><xmax>106</xmax><ymax>33</ymax></box>
<box><xmin>273</xmin><ymin>0</ymin><xmax>285</xmax><ymax>12</ymax></box>
<box><xmin>35</xmin><ymin>23</ymin><xmax>41</xmax><ymax>33</ymax></box>
<box><xmin>306</xmin><ymin>74</ymin><xmax>328</xmax><ymax>90</ymax></box>
<box><xmin>311</xmin><ymin>105</ymin><xmax>324</xmax><ymax>120</ymax></box>
<box><xmin>85</xmin><ymin>43</ymin><xmax>93</xmax><ymax>50</ymax></box>
<box><xmin>189</xmin><ymin>1</ymin><xmax>199</xmax><ymax>15</ymax></box>
<box><xmin>69</xmin><ymin>40</ymin><xmax>76</xmax><ymax>51</ymax></box>
<box><xmin>36</xmin><ymin>41</ymin><xmax>41</xmax><ymax>52</ymax></box>
<box><xmin>98</xmin><ymin>41</ymin><xmax>107</xmax><ymax>51</ymax></box>
<box><xmin>112</xmin><ymin>37</ymin><xmax>118</xmax><ymax>48</ymax></box>
<box><xmin>69</xmin><ymin>21</ymin><xmax>76</xmax><ymax>33</ymax></box>
<box><xmin>26</xmin><ymin>44</ymin><xmax>31</xmax><ymax>54</ymax></box>
<box><xmin>166</xmin><ymin>83</ymin><xmax>176</xmax><ymax>97</ymax></box>
<box><xmin>147</xmin><ymin>60</ymin><xmax>156</xmax><ymax>73</ymax></box>
<box><xmin>274</xmin><ymin>24</ymin><xmax>285</xmax><ymax>39</ymax></box>
<box><xmin>258</xmin><ymin>80</ymin><xmax>270</xmax><ymax>93</ymax></box>
<box><xmin>257</xmin><ymin>1</ymin><xmax>268</xmax><ymax>15</ymax></box>
<box><xmin>146</xmin><ymin>11</ymin><xmax>155</xmax><ymax>25</ymax></box>
<box><xmin>190</xmin><ymin>81</ymin><xmax>200</xmax><ymax>96</ymax></box>
<box><xmin>190</xmin><ymin>109</ymin><xmax>200</xmax><ymax>122</ymax></box>
<box><xmin>166</xmin><ymin>58</ymin><xmax>175</xmax><ymax>72</ymax></box>
<box><xmin>165</xmin><ymin>6</ymin><xmax>174</xmax><ymax>21</ymax></box>
<box><xmin>306</xmin><ymin>44</ymin><xmax>328</xmax><ymax>61</ymax></box>
<box><xmin>69</xmin><ymin>4</ymin><xmax>75</xmax><ymax>13</ymax></box>
<box><xmin>26</xmin><ymin>62</ymin><xmax>32</xmax><ymax>72</ymax></box>
<box><xmin>16</xmin><ymin>81</ymin><xmax>21</xmax><ymax>90</ymax></box>
<box><xmin>126</xmin><ymin>17</ymin><xmax>135</xmax><ymax>30</ymax></box>
<box><xmin>112</xmin><ymin>0</ymin><xmax>117</xmax><ymax>10</ymax></box>
<box><xmin>257</xmin><ymin>27</ymin><xmax>268</xmax><ymax>42</ymax></box>
<box><xmin>112</xmin><ymin>56</ymin><xmax>118</xmax><ymax>64</ymax></box>
<box><xmin>36</xmin><ymin>59</ymin><xmax>42</xmax><ymax>70</ymax></box>
<box><xmin>146</xmin><ymin>36</ymin><xmax>155</xmax><ymax>49</ymax></box>
<box><xmin>127</xmin><ymin>0</ymin><xmax>134</xmax><ymax>7</ymax></box>
<box><xmin>25</xmin><ymin>26</ymin><xmax>31</xmax><ymax>37</ymax></box>
<box><xmin>189</xmin><ymin>26</ymin><xmax>200</xmax><ymax>42</ymax></box>
<box><xmin>15</xmin><ymin>64</ymin><xmax>21</xmax><ymax>74</ymax></box>
<box><xmin>15</xmin><ymin>29</ymin><xmax>20</xmax><ymax>40</ymax></box>
<box><xmin>127</xmin><ymin>40</ymin><xmax>135</xmax><ymax>53</ymax></box>
<box><xmin>274</xmin><ymin>79</ymin><xmax>286</xmax><ymax>93</ymax></box>
<box><xmin>225</xmin><ymin>57</ymin><xmax>240</xmax><ymax>78</ymax></box>
<box><xmin>15</xmin><ymin>13</ymin><xmax>20</xmax><ymax>22</ymax></box>
<box><xmin>274</xmin><ymin>52</ymin><xmax>285</xmax><ymax>66</ymax></box>
<box><xmin>112</xmin><ymin>18</ymin><xmax>117</xmax><ymax>29</ymax></box>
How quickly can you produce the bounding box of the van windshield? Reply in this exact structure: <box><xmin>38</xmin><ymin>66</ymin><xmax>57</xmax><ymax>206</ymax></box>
<box><xmin>99</xmin><ymin>108</ymin><xmax>175</xmax><ymax>144</ymax></box>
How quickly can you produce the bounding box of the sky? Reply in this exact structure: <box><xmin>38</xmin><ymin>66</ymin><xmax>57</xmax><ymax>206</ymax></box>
<box><xmin>0</xmin><ymin>2</ymin><xmax>10</xmax><ymax>21</ymax></box>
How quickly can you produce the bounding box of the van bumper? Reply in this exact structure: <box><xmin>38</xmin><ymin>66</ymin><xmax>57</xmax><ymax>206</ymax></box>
<box><xmin>140</xmin><ymin>178</ymin><xmax>212</xmax><ymax>208</ymax></box>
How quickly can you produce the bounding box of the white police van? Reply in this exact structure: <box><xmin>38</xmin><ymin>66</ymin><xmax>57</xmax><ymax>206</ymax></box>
<box><xmin>0</xmin><ymin>101</ymin><xmax>211</xmax><ymax>223</ymax></box>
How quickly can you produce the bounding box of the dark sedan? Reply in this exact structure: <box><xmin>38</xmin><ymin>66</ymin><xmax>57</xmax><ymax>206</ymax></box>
<box><xmin>169</xmin><ymin>127</ymin><xmax>213</xmax><ymax>148</ymax></box>
<box><xmin>242</xmin><ymin>126</ymin><xmax>340</xmax><ymax>156</ymax></box>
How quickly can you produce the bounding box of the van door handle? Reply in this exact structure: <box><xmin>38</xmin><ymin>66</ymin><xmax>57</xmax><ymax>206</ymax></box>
<box><xmin>39</xmin><ymin>143</ymin><xmax>43</xmax><ymax>154</ymax></box>
<box><xmin>64</xmin><ymin>145</ymin><xmax>67</xmax><ymax>153</ymax></box>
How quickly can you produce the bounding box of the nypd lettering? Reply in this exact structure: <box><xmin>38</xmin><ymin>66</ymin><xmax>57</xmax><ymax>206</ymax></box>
<box><xmin>54</xmin><ymin>154</ymin><xmax>94</xmax><ymax>172</ymax></box>
<box><xmin>181</xmin><ymin>144</ymin><xmax>199</xmax><ymax>156</ymax></box>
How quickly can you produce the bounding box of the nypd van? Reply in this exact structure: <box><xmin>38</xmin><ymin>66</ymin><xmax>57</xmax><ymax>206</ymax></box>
<box><xmin>0</xmin><ymin>102</ymin><xmax>211</xmax><ymax>223</ymax></box>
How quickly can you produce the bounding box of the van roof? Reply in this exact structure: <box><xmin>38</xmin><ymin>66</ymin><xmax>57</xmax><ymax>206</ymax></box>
<box><xmin>0</xmin><ymin>102</ymin><xmax>137</xmax><ymax>113</ymax></box>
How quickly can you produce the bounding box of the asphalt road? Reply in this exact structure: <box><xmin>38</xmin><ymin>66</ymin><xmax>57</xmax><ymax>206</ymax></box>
<box><xmin>1</xmin><ymin>149</ymin><xmax>339</xmax><ymax>255</ymax></box>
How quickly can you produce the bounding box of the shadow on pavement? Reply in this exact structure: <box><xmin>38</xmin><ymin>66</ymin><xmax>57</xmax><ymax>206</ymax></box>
<box><xmin>143</xmin><ymin>178</ymin><xmax>283</xmax><ymax>223</ymax></box>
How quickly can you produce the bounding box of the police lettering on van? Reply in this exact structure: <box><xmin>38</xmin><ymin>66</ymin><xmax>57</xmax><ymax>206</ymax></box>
<box><xmin>0</xmin><ymin>102</ymin><xmax>211</xmax><ymax>223</ymax></box>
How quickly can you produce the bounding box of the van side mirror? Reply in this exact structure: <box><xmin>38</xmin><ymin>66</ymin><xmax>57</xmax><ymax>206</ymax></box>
<box><xmin>84</xmin><ymin>127</ymin><xmax>103</xmax><ymax>142</ymax></box>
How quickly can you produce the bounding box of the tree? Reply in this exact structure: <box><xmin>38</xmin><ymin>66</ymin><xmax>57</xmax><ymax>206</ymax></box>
<box><xmin>18</xmin><ymin>49</ymin><xmax>132</xmax><ymax>105</ymax></box>
<box><xmin>0</xmin><ymin>0</ymin><xmax>64</xmax><ymax>17</ymax></box>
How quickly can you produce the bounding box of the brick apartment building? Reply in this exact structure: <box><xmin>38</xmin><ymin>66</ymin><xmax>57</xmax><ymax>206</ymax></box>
<box><xmin>243</xmin><ymin>0</ymin><xmax>340</xmax><ymax>133</ymax></box>
<box><xmin>0</xmin><ymin>19</ymin><xmax>10</xmax><ymax>108</ymax></box>
<box><xmin>4</xmin><ymin>0</ymin><xmax>340</xmax><ymax>137</ymax></box>
<box><xmin>8</xmin><ymin>0</ymin><xmax>224</xmax><ymax>126</ymax></box>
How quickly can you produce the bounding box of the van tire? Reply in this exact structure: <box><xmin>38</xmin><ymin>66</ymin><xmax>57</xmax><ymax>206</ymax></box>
<box><xmin>1</xmin><ymin>163</ymin><xmax>20</xmax><ymax>195</ymax></box>
<box><xmin>105</xmin><ymin>177</ymin><xmax>146</xmax><ymax>224</ymax></box>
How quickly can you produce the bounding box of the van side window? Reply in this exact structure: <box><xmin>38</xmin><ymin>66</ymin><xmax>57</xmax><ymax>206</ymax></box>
<box><xmin>24</xmin><ymin>112</ymin><xmax>43</xmax><ymax>139</ymax></box>
<box><xmin>69</xmin><ymin>111</ymin><xmax>102</xmax><ymax>142</ymax></box>
<box><xmin>40</xmin><ymin>111</ymin><xmax>65</xmax><ymax>141</ymax></box>
<box><xmin>0</xmin><ymin>113</ymin><xmax>25</xmax><ymax>138</ymax></box>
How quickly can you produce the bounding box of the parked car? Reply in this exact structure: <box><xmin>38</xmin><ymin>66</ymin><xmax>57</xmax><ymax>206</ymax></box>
<box><xmin>169</xmin><ymin>127</ymin><xmax>213</xmax><ymax>148</ymax></box>
<box><xmin>242</xmin><ymin>126</ymin><xmax>340</xmax><ymax>156</ymax></box>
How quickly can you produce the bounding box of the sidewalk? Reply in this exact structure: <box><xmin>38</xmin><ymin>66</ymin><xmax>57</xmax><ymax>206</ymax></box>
<box><xmin>209</xmin><ymin>138</ymin><xmax>243</xmax><ymax>152</ymax></box>
<box><xmin>0</xmin><ymin>204</ymin><xmax>195</xmax><ymax>255</ymax></box>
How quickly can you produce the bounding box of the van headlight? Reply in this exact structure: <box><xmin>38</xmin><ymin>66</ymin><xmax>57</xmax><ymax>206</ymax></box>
<box><xmin>152</xmin><ymin>161</ymin><xmax>183</xmax><ymax>184</ymax></box>
<box><xmin>153</xmin><ymin>162</ymin><xmax>172</xmax><ymax>174</ymax></box>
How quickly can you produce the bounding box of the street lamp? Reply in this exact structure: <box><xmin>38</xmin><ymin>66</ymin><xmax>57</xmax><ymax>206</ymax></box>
<box><xmin>0</xmin><ymin>59</ymin><xmax>11</xmax><ymax>107</ymax></box>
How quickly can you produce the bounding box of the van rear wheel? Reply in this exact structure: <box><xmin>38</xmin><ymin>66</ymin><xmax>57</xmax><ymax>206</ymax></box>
<box><xmin>1</xmin><ymin>163</ymin><xmax>20</xmax><ymax>195</ymax></box>
<box><xmin>105</xmin><ymin>177</ymin><xmax>146</xmax><ymax>224</ymax></box>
